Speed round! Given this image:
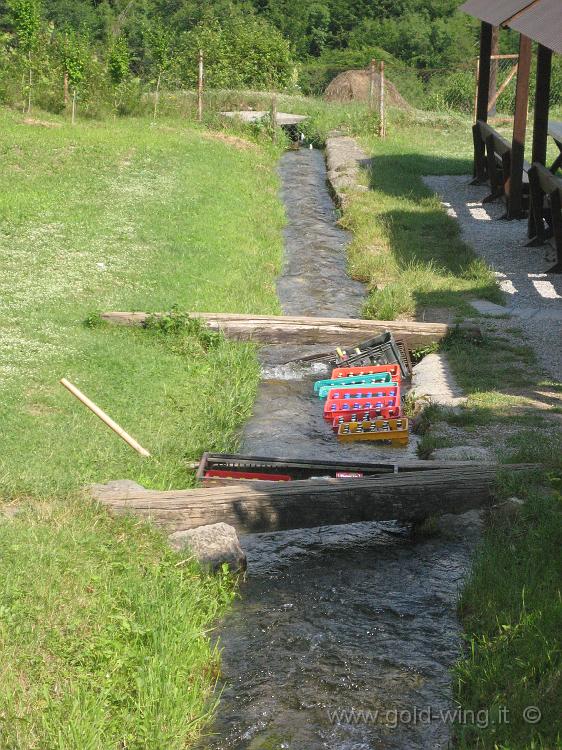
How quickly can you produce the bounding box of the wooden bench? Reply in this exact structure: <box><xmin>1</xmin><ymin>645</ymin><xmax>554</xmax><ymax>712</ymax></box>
<box><xmin>472</xmin><ymin>120</ymin><xmax>530</xmax><ymax>211</ymax></box>
<box><xmin>528</xmin><ymin>162</ymin><xmax>562</xmax><ymax>273</ymax></box>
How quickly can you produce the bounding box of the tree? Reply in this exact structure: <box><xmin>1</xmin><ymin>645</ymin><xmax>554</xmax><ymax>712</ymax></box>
<box><xmin>306</xmin><ymin>3</ymin><xmax>330</xmax><ymax>56</ymax></box>
<box><xmin>57</xmin><ymin>27</ymin><xmax>88</xmax><ymax>121</ymax></box>
<box><xmin>107</xmin><ymin>34</ymin><xmax>130</xmax><ymax>84</ymax></box>
<box><xmin>7</xmin><ymin>0</ymin><xmax>42</xmax><ymax>111</ymax></box>
<box><xmin>143</xmin><ymin>19</ymin><xmax>174</xmax><ymax>118</ymax></box>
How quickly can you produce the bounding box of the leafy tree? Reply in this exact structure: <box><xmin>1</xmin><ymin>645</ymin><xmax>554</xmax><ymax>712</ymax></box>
<box><xmin>176</xmin><ymin>10</ymin><xmax>295</xmax><ymax>90</ymax></box>
<box><xmin>57</xmin><ymin>27</ymin><xmax>89</xmax><ymax>117</ymax></box>
<box><xmin>306</xmin><ymin>3</ymin><xmax>330</xmax><ymax>56</ymax></box>
<box><xmin>6</xmin><ymin>0</ymin><xmax>42</xmax><ymax>111</ymax></box>
<box><xmin>107</xmin><ymin>33</ymin><xmax>130</xmax><ymax>84</ymax></box>
<box><xmin>143</xmin><ymin>19</ymin><xmax>175</xmax><ymax>117</ymax></box>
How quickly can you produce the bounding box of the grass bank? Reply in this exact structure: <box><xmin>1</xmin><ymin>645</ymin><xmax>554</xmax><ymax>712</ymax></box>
<box><xmin>0</xmin><ymin>107</ymin><xmax>284</xmax><ymax>747</ymax></box>
<box><xmin>332</xmin><ymin>107</ymin><xmax>562</xmax><ymax>748</ymax></box>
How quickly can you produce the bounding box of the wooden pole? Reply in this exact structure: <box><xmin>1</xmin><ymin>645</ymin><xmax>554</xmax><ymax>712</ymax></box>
<box><xmin>369</xmin><ymin>59</ymin><xmax>376</xmax><ymax>111</ymax></box>
<box><xmin>100</xmin><ymin>311</ymin><xmax>482</xmax><ymax>348</ymax></box>
<box><xmin>528</xmin><ymin>44</ymin><xmax>553</xmax><ymax>238</ymax></box>
<box><xmin>489</xmin><ymin>25</ymin><xmax>499</xmax><ymax>117</ymax></box>
<box><xmin>507</xmin><ymin>34</ymin><xmax>532</xmax><ymax>219</ymax></box>
<box><xmin>71</xmin><ymin>89</ymin><xmax>76</xmax><ymax>126</ymax></box>
<box><xmin>63</xmin><ymin>71</ymin><xmax>69</xmax><ymax>110</ymax></box>
<box><xmin>60</xmin><ymin>379</ymin><xmax>151</xmax><ymax>457</ymax></box>
<box><xmin>197</xmin><ymin>49</ymin><xmax>203</xmax><ymax>122</ymax></box>
<box><xmin>93</xmin><ymin>465</ymin><xmax>536</xmax><ymax>535</ymax></box>
<box><xmin>473</xmin><ymin>57</ymin><xmax>480</xmax><ymax>122</ymax></box>
<box><xmin>271</xmin><ymin>94</ymin><xmax>277</xmax><ymax>143</ymax></box>
<box><xmin>379</xmin><ymin>60</ymin><xmax>385</xmax><ymax>138</ymax></box>
<box><xmin>476</xmin><ymin>22</ymin><xmax>493</xmax><ymax>123</ymax></box>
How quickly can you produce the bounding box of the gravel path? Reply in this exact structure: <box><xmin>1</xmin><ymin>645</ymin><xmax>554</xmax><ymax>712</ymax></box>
<box><xmin>423</xmin><ymin>175</ymin><xmax>562</xmax><ymax>382</ymax></box>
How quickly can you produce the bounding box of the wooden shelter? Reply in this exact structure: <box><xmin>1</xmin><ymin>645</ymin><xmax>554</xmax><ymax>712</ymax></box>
<box><xmin>460</xmin><ymin>0</ymin><xmax>562</xmax><ymax>221</ymax></box>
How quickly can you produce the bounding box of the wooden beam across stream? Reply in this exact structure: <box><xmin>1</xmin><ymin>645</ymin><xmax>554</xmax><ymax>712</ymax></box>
<box><xmin>100</xmin><ymin>312</ymin><xmax>480</xmax><ymax>348</ymax></box>
<box><xmin>92</xmin><ymin>464</ymin><xmax>535</xmax><ymax>536</ymax></box>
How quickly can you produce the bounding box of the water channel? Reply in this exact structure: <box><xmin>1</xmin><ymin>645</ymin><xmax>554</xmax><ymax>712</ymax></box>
<box><xmin>202</xmin><ymin>148</ymin><xmax>480</xmax><ymax>750</ymax></box>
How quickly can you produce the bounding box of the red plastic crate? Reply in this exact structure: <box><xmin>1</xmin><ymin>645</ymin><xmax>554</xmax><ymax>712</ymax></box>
<box><xmin>204</xmin><ymin>469</ymin><xmax>292</xmax><ymax>481</ymax></box>
<box><xmin>324</xmin><ymin>386</ymin><xmax>401</xmax><ymax>422</ymax></box>
<box><xmin>331</xmin><ymin>404</ymin><xmax>401</xmax><ymax>428</ymax></box>
<box><xmin>331</xmin><ymin>364</ymin><xmax>402</xmax><ymax>382</ymax></box>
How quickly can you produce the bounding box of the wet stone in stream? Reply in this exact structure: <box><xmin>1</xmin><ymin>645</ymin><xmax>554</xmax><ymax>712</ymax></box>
<box><xmin>201</xmin><ymin>148</ymin><xmax>480</xmax><ymax>750</ymax></box>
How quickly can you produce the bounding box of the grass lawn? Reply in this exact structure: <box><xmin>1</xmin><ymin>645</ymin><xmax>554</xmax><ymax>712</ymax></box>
<box><xmin>0</xmin><ymin>108</ymin><xmax>283</xmax><ymax>494</ymax></box>
<box><xmin>0</xmin><ymin>107</ymin><xmax>283</xmax><ymax>748</ymax></box>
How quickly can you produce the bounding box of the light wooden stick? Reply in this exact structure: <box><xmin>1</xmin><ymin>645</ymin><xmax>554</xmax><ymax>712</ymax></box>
<box><xmin>60</xmin><ymin>378</ymin><xmax>151</xmax><ymax>458</ymax></box>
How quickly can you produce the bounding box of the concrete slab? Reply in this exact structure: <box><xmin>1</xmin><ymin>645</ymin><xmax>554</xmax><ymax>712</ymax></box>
<box><xmin>470</xmin><ymin>299</ymin><xmax>511</xmax><ymax>316</ymax></box>
<box><xmin>411</xmin><ymin>352</ymin><xmax>466</xmax><ymax>407</ymax></box>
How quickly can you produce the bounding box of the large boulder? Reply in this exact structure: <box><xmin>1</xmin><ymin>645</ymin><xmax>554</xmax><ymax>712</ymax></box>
<box><xmin>168</xmin><ymin>523</ymin><xmax>247</xmax><ymax>573</ymax></box>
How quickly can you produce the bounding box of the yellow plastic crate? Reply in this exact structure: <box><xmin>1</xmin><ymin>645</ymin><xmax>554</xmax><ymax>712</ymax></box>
<box><xmin>336</xmin><ymin>417</ymin><xmax>409</xmax><ymax>445</ymax></box>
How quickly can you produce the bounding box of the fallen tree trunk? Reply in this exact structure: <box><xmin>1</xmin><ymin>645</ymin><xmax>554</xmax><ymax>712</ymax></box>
<box><xmin>100</xmin><ymin>312</ymin><xmax>480</xmax><ymax>348</ymax></box>
<box><xmin>92</xmin><ymin>464</ymin><xmax>535</xmax><ymax>535</ymax></box>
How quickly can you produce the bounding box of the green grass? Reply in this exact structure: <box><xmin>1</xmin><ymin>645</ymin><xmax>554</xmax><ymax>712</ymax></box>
<box><xmin>335</xmin><ymin>110</ymin><xmax>503</xmax><ymax>320</ymax></box>
<box><xmin>0</xmin><ymin>498</ymin><xmax>235</xmax><ymax>749</ymax></box>
<box><xmin>0</xmin><ymin>107</ymin><xmax>284</xmax><ymax>748</ymax></box>
<box><xmin>0</xmin><ymin>107</ymin><xmax>283</xmax><ymax>494</ymax></box>
<box><xmin>454</xmin><ymin>475</ymin><xmax>562</xmax><ymax>750</ymax></box>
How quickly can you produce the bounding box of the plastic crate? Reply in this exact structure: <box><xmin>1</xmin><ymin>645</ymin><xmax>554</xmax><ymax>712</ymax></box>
<box><xmin>324</xmin><ymin>386</ymin><xmax>402</xmax><ymax>423</ymax></box>
<box><xmin>331</xmin><ymin>404</ymin><xmax>401</xmax><ymax>427</ymax></box>
<box><xmin>333</xmin><ymin>332</ymin><xmax>411</xmax><ymax>379</ymax></box>
<box><xmin>324</xmin><ymin>383</ymin><xmax>401</xmax><ymax>409</ymax></box>
<box><xmin>337</xmin><ymin>417</ymin><xmax>409</xmax><ymax>445</ymax></box>
<box><xmin>314</xmin><ymin>372</ymin><xmax>393</xmax><ymax>398</ymax></box>
<box><xmin>196</xmin><ymin>452</ymin><xmax>408</xmax><ymax>484</ymax></box>
<box><xmin>331</xmin><ymin>363</ymin><xmax>402</xmax><ymax>382</ymax></box>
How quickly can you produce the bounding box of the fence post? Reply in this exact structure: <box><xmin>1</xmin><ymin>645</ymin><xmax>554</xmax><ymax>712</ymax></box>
<box><xmin>369</xmin><ymin>59</ymin><xmax>376</xmax><ymax>110</ymax></box>
<box><xmin>379</xmin><ymin>60</ymin><xmax>386</xmax><ymax>138</ymax></box>
<box><xmin>197</xmin><ymin>49</ymin><xmax>204</xmax><ymax>122</ymax></box>
<box><xmin>271</xmin><ymin>94</ymin><xmax>278</xmax><ymax>143</ymax></box>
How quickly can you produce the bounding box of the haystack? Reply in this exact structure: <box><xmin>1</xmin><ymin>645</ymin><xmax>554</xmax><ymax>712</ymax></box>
<box><xmin>325</xmin><ymin>68</ymin><xmax>410</xmax><ymax>109</ymax></box>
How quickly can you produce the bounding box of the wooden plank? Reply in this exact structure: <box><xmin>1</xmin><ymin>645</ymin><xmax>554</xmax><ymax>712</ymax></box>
<box><xmin>92</xmin><ymin>464</ymin><xmax>536</xmax><ymax>535</ymax></box>
<box><xmin>100</xmin><ymin>312</ymin><xmax>481</xmax><ymax>348</ymax></box>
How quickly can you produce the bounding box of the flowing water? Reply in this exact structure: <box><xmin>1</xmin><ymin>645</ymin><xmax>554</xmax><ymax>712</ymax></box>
<box><xmin>202</xmin><ymin>148</ymin><xmax>480</xmax><ymax>750</ymax></box>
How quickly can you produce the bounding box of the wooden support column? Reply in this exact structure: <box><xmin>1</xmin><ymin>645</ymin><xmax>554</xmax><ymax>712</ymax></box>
<box><xmin>507</xmin><ymin>34</ymin><xmax>532</xmax><ymax>219</ymax></box>
<box><xmin>476</xmin><ymin>22</ymin><xmax>493</xmax><ymax>122</ymax></box>
<box><xmin>528</xmin><ymin>44</ymin><xmax>553</xmax><ymax>237</ymax></box>
<box><xmin>489</xmin><ymin>26</ymin><xmax>499</xmax><ymax>117</ymax></box>
<box><xmin>473</xmin><ymin>22</ymin><xmax>493</xmax><ymax>179</ymax></box>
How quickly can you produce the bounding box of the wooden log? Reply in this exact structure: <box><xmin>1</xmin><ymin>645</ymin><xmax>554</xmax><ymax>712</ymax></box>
<box><xmin>92</xmin><ymin>464</ymin><xmax>535</xmax><ymax>535</ymax></box>
<box><xmin>100</xmin><ymin>312</ymin><xmax>480</xmax><ymax>348</ymax></box>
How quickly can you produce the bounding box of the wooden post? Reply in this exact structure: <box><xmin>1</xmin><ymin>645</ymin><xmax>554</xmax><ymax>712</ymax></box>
<box><xmin>271</xmin><ymin>94</ymin><xmax>278</xmax><ymax>143</ymax></box>
<box><xmin>489</xmin><ymin>26</ymin><xmax>499</xmax><ymax>117</ymax></box>
<box><xmin>476</xmin><ymin>21</ymin><xmax>493</xmax><ymax>123</ymax></box>
<box><xmin>507</xmin><ymin>34</ymin><xmax>532</xmax><ymax>219</ymax></box>
<box><xmin>473</xmin><ymin>57</ymin><xmax>480</xmax><ymax>122</ymax></box>
<box><xmin>379</xmin><ymin>60</ymin><xmax>386</xmax><ymax>138</ymax></box>
<box><xmin>63</xmin><ymin>71</ymin><xmax>69</xmax><ymax>110</ymax></box>
<box><xmin>369</xmin><ymin>59</ymin><xmax>376</xmax><ymax>111</ymax></box>
<box><xmin>60</xmin><ymin>379</ymin><xmax>151</xmax><ymax>457</ymax></box>
<box><xmin>197</xmin><ymin>49</ymin><xmax>203</xmax><ymax>122</ymax></box>
<box><xmin>528</xmin><ymin>44</ymin><xmax>553</xmax><ymax>237</ymax></box>
<box><xmin>71</xmin><ymin>89</ymin><xmax>76</xmax><ymax>125</ymax></box>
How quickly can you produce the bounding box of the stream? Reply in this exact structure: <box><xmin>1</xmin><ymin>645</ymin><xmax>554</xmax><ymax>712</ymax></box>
<box><xmin>202</xmin><ymin>148</ymin><xmax>480</xmax><ymax>750</ymax></box>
